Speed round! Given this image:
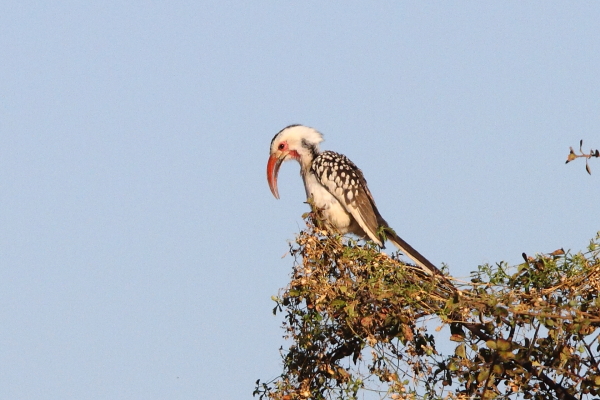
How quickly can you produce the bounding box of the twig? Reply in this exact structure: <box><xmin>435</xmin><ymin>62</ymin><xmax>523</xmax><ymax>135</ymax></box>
<box><xmin>565</xmin><ymin>140</ymin><xmax>599</xmax><ymax>175</ymax></box>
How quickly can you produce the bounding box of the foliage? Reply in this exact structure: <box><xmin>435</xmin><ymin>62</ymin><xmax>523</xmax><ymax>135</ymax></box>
<box><xmin>255</xmin><ymin>212</ymin><xmax>600</xmax><ymax>400</ymax></box>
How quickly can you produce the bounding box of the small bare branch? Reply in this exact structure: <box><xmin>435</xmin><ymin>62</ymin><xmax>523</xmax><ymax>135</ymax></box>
<box><xmin>566</xmin><ymin>140</ymin><xmax>599</xmax><ymax>175</ymax></box>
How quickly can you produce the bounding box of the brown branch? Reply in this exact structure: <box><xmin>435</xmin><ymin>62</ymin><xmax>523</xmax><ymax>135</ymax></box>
<box><xmin>565</xmin><ymin>139</ymin><xmax>599</xmax><ymax>175</ymax></box>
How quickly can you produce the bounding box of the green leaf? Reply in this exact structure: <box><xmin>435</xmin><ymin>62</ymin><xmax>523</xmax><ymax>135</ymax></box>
<box><xmin>477</xmin><ymin>369</ymin><xmax>490</xmax><ymax>383</ymax></box>
<box><xmin>499</xmin><ymin>350</ymin><xmax>515</xmax><ymax>360</ymax></box>
<box><xmin>496</xmin><ymin>339</ymin><xmax>512</xmax><ymax>351</ymax></box>
<box><xmin>455</xmin><ymin>344</ymin><xmax>466</xmax><ymax>358</ymax></box>
<box><xmin>330</xmin><ymin>299</ymin><xmax>346</xmax><ymax>308</ymax></box>
<box><xmin>492</xmin><ymin>364</ymin><xmax>504</xmax><ymax>375</ymax></box>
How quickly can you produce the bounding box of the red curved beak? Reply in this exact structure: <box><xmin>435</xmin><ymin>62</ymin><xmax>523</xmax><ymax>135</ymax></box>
<box><xmin>267</xmin><ymin>154</ymin><xmax>283</xmax><ymax>199</ymax></box>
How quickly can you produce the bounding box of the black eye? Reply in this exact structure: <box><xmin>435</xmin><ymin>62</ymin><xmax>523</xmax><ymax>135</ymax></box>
<box><xmin>278</xmin><ymin>143</ymin><xmax>285</xmax><ymax>150</ymax></box>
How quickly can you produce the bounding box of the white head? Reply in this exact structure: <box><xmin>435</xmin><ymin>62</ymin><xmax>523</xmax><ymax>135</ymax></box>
<box><xmin>267</xmin><ymin>125</ymin><xmax>324</xmax><ymax>199</ymax></box>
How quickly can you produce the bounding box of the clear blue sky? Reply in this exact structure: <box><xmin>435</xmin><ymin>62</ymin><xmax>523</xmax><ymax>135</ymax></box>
<box><xmin>1</xmin><ymin>3</ymin><xmax>599</xmax><ymax>399</ymax></box>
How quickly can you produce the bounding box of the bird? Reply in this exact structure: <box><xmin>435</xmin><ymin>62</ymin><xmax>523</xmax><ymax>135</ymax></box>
<box><xmin>267</xmin><ymin>124</ymin><xmax>443</xmax><ymax>278</ymax></box>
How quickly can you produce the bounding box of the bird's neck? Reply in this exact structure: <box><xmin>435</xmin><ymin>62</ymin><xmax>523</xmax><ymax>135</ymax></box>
<box><xmin>299</xmin><ymin>155</ymin><xmax>312</xmax><ymax>175</ymax></box>
<box><xmin>298</xmin><ymin>140</ymin><xmax>320</xmax><ymax>175</ymax></box>
<box><xmin>299</xmin><ymin>150</ymin><xmax>320</xmax><ymax>177</ymax></box>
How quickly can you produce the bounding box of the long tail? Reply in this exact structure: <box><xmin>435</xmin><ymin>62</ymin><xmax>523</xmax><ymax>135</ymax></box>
<box><xmin>387</xmin><ymin>230</ymin><xmax>462</xmax><ymax>336</ymax></box>
<box><xmin>386</xmin><ymin>231</ymin><xmax>443</xmax><ymax>277</ymax></box>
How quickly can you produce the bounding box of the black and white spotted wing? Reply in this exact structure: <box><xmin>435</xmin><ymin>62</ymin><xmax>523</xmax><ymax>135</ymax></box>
<box><xmin>311</xmin><ymin>151</ymin><xmax>383</xmax><ymax>244</ymax></box>
<box><xmin>311</xmin><ymin>151</ymin><xmax>443</xmax><ymax>277</ymax></box>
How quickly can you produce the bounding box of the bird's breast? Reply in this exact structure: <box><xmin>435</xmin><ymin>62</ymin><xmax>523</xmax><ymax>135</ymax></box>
<box><xmin>303</xmin><ymin>172</ymin><xmax>355</xmax><ymax>234</ymax></box>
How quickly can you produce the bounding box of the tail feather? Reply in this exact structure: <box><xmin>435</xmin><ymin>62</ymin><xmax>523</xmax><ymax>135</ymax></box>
<box><xmin>385</xmin><ymin>230</ymin><xmax>460</xmax><ymax>325</ymax></box>
<box><xmin>386</xmin><ymin>231</ymin><xmax>443</xmax><ymax>277</ymax></box>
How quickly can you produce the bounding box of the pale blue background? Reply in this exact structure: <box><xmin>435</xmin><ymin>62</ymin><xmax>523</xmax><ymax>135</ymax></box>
<box><xmin>1</xmin><ymin>3</ymin><xmax>599</xmax><ymax>399</ymax></box>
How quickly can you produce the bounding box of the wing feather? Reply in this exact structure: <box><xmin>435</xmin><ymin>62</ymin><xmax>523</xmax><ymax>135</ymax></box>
<box><xmin>312</xmin><ymin>151</ymin><xmax>384</xmax><ymax>245</ymax></box>
<box><xmin>312</xmin><ymin>152</ymin><xmax>445</xmax><ymax>279</ymax></box>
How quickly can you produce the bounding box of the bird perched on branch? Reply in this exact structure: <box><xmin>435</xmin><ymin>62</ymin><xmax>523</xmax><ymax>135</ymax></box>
<box><xmin>267</xmin><ymin>124</ymin><xmax>443</xmax><ymax>278</ymax></box>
